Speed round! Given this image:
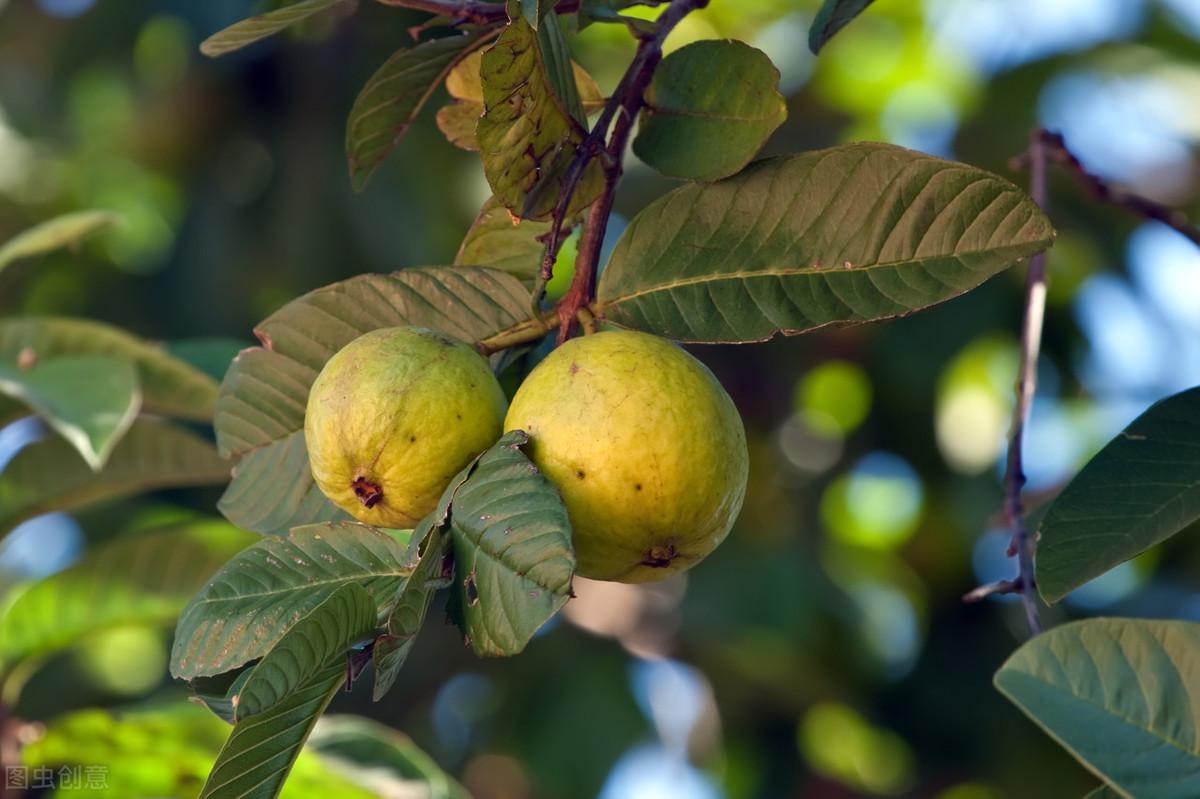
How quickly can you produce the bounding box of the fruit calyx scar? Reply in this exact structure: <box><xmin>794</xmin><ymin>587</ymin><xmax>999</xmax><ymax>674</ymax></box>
<box><xmin>642</xmin><ymin>544</ymin><xmax>678</xmax><ymax>569</ymax></box>
<box><xmin>351</xmin><ymin>476</ymin><xmax>383</xmax><ymax>508</ymax></box>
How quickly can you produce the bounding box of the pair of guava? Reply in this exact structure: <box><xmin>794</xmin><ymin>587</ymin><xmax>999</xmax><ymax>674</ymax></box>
<box><xmin>304</xmin><ymin>327</ymin><xmax>748</xmax><ymax>583</ymax></box>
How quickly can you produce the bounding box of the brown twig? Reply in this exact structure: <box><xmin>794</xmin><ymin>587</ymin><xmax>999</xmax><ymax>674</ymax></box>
<box><xmin>547</xmin><ymin>0</ymin><xmax>710</xmax><ymax>340</ymax></box>
<box><xmin>1011</xmin><ymin>130</ymin><xmax>1200</xmax><ymax>248</ymax></box>
<box><xmin>967</xmin><ymin>130</ymin><xmax>1050</xmax><ymax>636</ymax></box>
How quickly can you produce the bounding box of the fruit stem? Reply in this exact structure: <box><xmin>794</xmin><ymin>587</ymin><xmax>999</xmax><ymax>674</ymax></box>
<box><xmin>477</xmin><ymin>311</ymin><xmax>560</xmax><ymax>355</ymax></box>
<box><xmin>575</xmin><ymin>306</ymin><xmax>596</xmax><ymax>335</ymax></box>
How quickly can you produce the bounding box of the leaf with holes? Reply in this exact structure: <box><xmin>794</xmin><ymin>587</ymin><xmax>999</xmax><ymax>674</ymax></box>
<box><xmin>446</xmin><ymin>430</ymin><xmax>574</xmax><ymax>656</ymax></box>
<box><xmin>0</xmin><ymin>317</ymin><xmax>218</xmax><ymax>420</ymax></box>
<box><xmin>235</xmin><ymin>583</ymin><xmax>376</xmax><ymax>720</ymax></box>
<box><xmin>809</xmin><ymin>0</ymin><xmax>876</xmax><ymax>54</ymax></box>
<box><xmin>0</xmin><ymin>419</ymin><xmax>229</xmax><ymax>540</ymax></box>
<box><xmin>1037</xmin><ymin>387</ymin><xmax>1200</xmax><ymax>603</ymax></box>
<box><xmin>0</xmin><ymin>210</ymin><xmax>117</xmax><ymax>276</ymax></box>
<box><xmin>347</xmin><ymin>30</ymin><xmax>493</xmax><ymax>191</ymax></box>
<box><xmin>200</xmin><ymin>0</ymin><xmax>349</xmax><ymax>58</ymax></box>
<box><xmin>171</xmin><ymin>522</ymin><xmax>414</xmax><ymax>680</ymax></box>
<box><xmin>212</xmin><ymin>267</ymin><xmax>530</xmax><ymax>535</ymax></box>
<box><xmin>0</xmin><ymin>355</ymin><xmax>139</xmax><ymax>470</ymax></box>
<box><xmin>200</xmin><ymin>660</ymin><xmax>346</xmax><ymax>799</ymax></box>
<box><xmin>0</xmin><ymin>521</ymin><xmax>253</xmax><ymax>672</ymax></box>
<box><xmin>477</xmin><ymin>15</ymin><xmax>604</xmax><ymax>219</ymax></box>
<box><xmin>633</xmin><ymin>40</ymin><xmax>786</xmax><ymax>181</ymax></box>
<box><xmin>995</xmin><ymin>618</ymin><xmax>1200</xmax><ymax>799</ymax></box>
<box><xmin>596</xmin><ymin>143</ymin><xmax>1054</xmax><ymax>343</ymax></box>
<box><xmin>438</xmin><ymin>45</ymin><xmax>603</xmax><ymax>152</ymax></box>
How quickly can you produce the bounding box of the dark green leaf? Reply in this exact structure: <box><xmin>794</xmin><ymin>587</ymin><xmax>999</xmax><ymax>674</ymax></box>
<box><xmin>171</xmin><ymin>522</ymin><xmax>414</xmax><ymax>680</ymax></box>
<box><xmin>346</xmin><ymin>30</ymin><xmax>492</xmax><ymax>191</ymax></box>
<box><xmin>200</xmin><ymin>661</ymin><xmax>345</xmax><ymax>799</ymax></box>
<box><xmin>633</xmin><ymin>40</ymin><xmax>786</xmax><ymax>182</ymax></box>
<box><xmin>0</xmin><ymin>317</ymin><xmax>218</xmax><ymax>420</ymax></box>
<box><xmin>519</xmin><ymin>0</ymin><xmax>558</xmax><ymax>29</ymax></box>
<box><xmin>1037</xmin><ymin>387</ymin><xmax>1200</xmax><ymax>603</ymax></box>
<box><xmin>596</xmin><ymin>142</ymin><xmax>1055</xmax><ymax>343</ymax></box>
<box><xmin>192</xmin><ymin>665</ymin><xmax>257</xmax><ymax>725</ymax></box>
<box><xmin>477</xmin><ymin>15</ymin><xmax>604</xmax><ymax>219</ymax></box>
<box><xmin>809</xmin><ymin>0</ymin><xmax>875</xmax><ymax>54</ymax></box>
<box><xmin>0</xmin><ymin>210</ymin><xmax>117</xmax><ymax>275</ymax></box>
<box><xmin>447</xmin><ymin>430</ymin><xmax>574</xmax><ymax>656</ymax></box>
<box><xmin>236</xmin><ymin>583</ymin><xmax>376</xmax><ymax>720</ymax></box>
<box><xmin>200</xmin><ymin>0</ymin><xmax>348</xmax><ymax>58</ymax></box>
<box><xmin>1084</xmin><ymin>787</ymin><xmax>1125</xmax><ymax>799</ymax></box>
<box><xmin>213</xmin><ymin>267</ymin><xmax>531</xmax><ymax>534</ymax></box>
<box><xmin>535</xmin><ymin>11</ymin><xmax>585</xmax><ymax>124</ymax></box>
<box><xmin>309</xmin><ymin>715</ymin><xmax>469</xmax><ymax>799</ymax></box>
<box><xmin>0</xmin><ymin>355</ymin><xmax>139</xmax><ymax>469</ymax></box>
<box><xmin>0</xmin><ymin>521</ymin><xmax>253</xmax><ymax>672</ymax></box>
<box><xmin>995</xmin><ymin>618</ymin><xmax>1200</xmax><ymax>799</ymax></box>
<box><xmin>0</xmin><ymin>419</ymin><xmax>229</xmax><ymax>539</ymax></box>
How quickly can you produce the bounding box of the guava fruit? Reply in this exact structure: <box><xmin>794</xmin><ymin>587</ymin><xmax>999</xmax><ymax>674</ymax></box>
<box><xmin>305</xmin><ymin>326</ymin><xmax>507</xmax><ymax>528</ymax></box>
<box><xmin>504</xmin><ymin>330</ymin><xmax>748</xmax><ymax>583</ymax></box>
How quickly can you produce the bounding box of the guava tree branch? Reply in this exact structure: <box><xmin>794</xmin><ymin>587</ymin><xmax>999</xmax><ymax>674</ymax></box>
<box><xmin>1012</xmin><ymin>129</ymin><xmax>1200</xmax><ymax>248</ymax></box>
<box><xmin>542</xmin><ymin>0</ymin><xmax>711</xmax><ymax>341</ymax></box>
<box><xmin>965</xmin><ymin>129</ymin><xmax>1047</xmax><ymax>637</ymax></box>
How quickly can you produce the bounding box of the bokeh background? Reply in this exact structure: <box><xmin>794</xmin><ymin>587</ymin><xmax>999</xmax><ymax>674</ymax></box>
<box><xmin>1</xmin><ymin>0</ymin><xmax>1200</xmax><ymax>797</ymax></box>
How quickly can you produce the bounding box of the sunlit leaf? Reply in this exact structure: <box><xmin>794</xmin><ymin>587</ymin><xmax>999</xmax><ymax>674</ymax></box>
<box><xmin>477</xmin><ymin>15</ymin><xmax>604</xmax><ymax>219</ymax></box>
<box><xmin>310</xmin><ymin>716</ymin><xmax>469</xmax><ymax>799</ymax></box>
<box><xmin>171</xmin><ymin>522</ymin><xmax>413</xmax><ymax>680</ymax></box>
<box><xmin>346</xmin><ymin>30</ymin><xmax>493</xmax><ymax>191</ymax></box>
<box><xmin>200</xmin><ymin>0</ymin><xmax>349</xmax><ymax>58</ymax></box>
<box><xmin>212</xmin><ymin>268</ymin><xmax>530</xmax><ymax>534</ymax></box>
<box><xmin>454</xmin><ymin>196</ymin><xmax>552</xmax><ymax>283</ymax></box>
<box><xmin>0</xmin><ymin>521</ymin><xmax>253</xmax><ymax>671</ymax></box>
<box><xmin>0</xmin><ymin>210</ymin><xmax>117</xmax><ymax>275</ymax></box>
<box><xmin>1037</xmin><ymin>387</ymin><xmax>1200</xmax><ymax>603</ymax></box>
<box><xmin>809</xmin><ymin>0</ymin><xmax>876</xmax><ymax>54</ymax></box>
<box><xmin>235</xmin><ymin>583</ymin><xmax>376</xmax><ymax>720</ymax></box>
<box><xmin>445</xmin><ymin>430</ymin><xmax>574</xmax><ymax>656</ymax></box>
<box><xmin>633</xmin><ymin>40</ymin><xmax>786</xmax><ymax>181</ymax></box>
<box><xmin>0</xmin><ymin>419</ymin><xmax>228</xmax><ymax>539</ymax></box>
<box><xmin>995</xmin><ymin>618</ymin><xmax>1200</xmax><ymax>799</ymax></box>
<box><xmin>200</xmin><ymin>661</ymin><xmax>345</xmax><ymax>799</ymax></box>
<box><xmin>596</xmin><ymin>143</ymin><xmax>1055</xmax><ymax>343</ymax></box>
<box><xmin>0</xmin><ymin>317</ymin><xmax>218</xmax><ymax>420</ymax></box>
<box><xmin>0</xmin><ymin>355</ymin><xmax>139</xmax><ymax>470</ymax></box>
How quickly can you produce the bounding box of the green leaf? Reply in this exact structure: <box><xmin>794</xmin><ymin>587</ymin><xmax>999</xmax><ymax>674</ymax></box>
<box><xmin>0</xmin><ymin>419</ymin><xmax>229</xmax><ymax>539</ymax></box>
<box><xmin>0</xmin><ymin>355</ymin><xmax>139</xmax><ymax>470</ymax></box>
<box><xmin>235</xmin><ymin>583</ymin><xmax>376</xmax><ymax>720</ymax></box>
<box><xmin>447</xmin><ymin>430</ymin><xmax>574</xmax><ymax>656</ymax></box>
<box><xmin>0</xmin><ymin>210</ymin><xmax>117</xmax><ymax>275</ymax></box>
<box><xmin>218</xmin><ymin>430</ymin><xmax>350</xmax><ymax>536</ymax></box>
<box><xmin>995</xmin><ymin>618</ymin><xmax>1200</xmax><ymax>799</ymax></box>
<box><xmin>437</xmin><ymin>48</ymin><xmax>602</xmax><ymax>153</ymax></box>
<box><xmin>309</xmin><ymin>715</ymin><xmax>469</xmax><ymax>799</ymax></box>
<box><xmin>477</xmin><ymin>14</ymin><xmax>604</xmax><ymax>220</ymax></box>
<box><xmin>1084</xmin><ymin>787</ymin><xmax>1124</xmax><ymax>799</ymax></box>
<box><xmin>596</xmin><ymin>142</ymin><xmax>1055</xmax><ymax>343</ymax></box>
<box><xmin>171</xmin><ymin>522</ymin><xmax>414</xmax><ymax>680</ymax></box>
<box><xmin>1037</xmin><ymin>387</ymin><xmax>1200</xmax><ymax>604</ymax></box>
<box><xmin>200</xmin><ymin>0</ymin><xmax>348</xmax><ymax>58</ymax></box>
<box><xmin>192</xmin><ymin>666</ymin><xmax>257</xmax><ymax>725</ymax></box>
<box><xmin>454</xmin><ymin>196</ymin><xmax>551</xmax><ymax>283</ymax></box>
<box><xmin>0</xmin><ymin>317</ymin><xmax>218</xmax><ymax>420</ymax></box>
<box><xmin>809</xmin><ymin>0</ymin><xmax>876</xmax><ymax>54</ymax></box>
<box><xmin>200</xmin><ymin>661</ymin><xmax>345</xmax><ymax>799</ymax></box>
<box><xmin>634</xmin><ymin>40</ymin><xmax>786</xmax><ymax>182</ymax></box>
<box><xmin>0</xmin><ymin>521</ymin><xmax>253</xmax><ymax>672</ymax></box>
<box><xmin>346</xmin><ymin>30</ymin><xmax>493</xmax><ymax>191</ymax></box>
<box><xmin>213</xmin><ymin>267</ymin><xmax>530</xmax><ymax>534</ymax></box>
<box><xmin>519</xmin><ymin>0</ymin><xmax>558</xmax><ymax>29</ymax></box>
<box><xmin>373</xmin><ymin>523</ymin><xmax>453</xmax><ymax>700</ymax></box>
<box><xmin>535</xmin><ymin>11</ymin><xmax>585</xmax><ymax>125</ymax></box>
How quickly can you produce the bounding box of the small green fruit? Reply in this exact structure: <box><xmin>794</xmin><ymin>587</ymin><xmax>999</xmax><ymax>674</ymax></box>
<box><xmin>504</xmin><ymin>330</ymin><xmax>748</xmax><ymax>583</ymax></box>
<box><xmin>305</xmin><ymin>327</ymin><xmax>507</xmax><ymax>527</ymax></box>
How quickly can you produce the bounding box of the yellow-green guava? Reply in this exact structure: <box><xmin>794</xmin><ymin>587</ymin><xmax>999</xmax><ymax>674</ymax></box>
<box><xmin>504</xmin><ymin>330</ymin><xmax>748</xmax><ymax>583</ymax></box>
<box><xmin>305</xmin><ymin>326</ymin><xmax>507</xmax><ymax>528</ymax></box>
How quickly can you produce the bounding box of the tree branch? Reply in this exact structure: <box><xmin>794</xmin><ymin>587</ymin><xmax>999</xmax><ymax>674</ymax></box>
<box><xmin>967</xmin><ymin>129</ymin><xmax>1048</xmax><ymax>637</ymax></box>
<box><xmin>1012</xmin><ymin>130</ymin><xmax>1200</xmax><ymax>248</ymax></box>
<box><xmin>545</xmin><ymin>0</ymin><xmax>709</xmax><ymax>340</ymax></box>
